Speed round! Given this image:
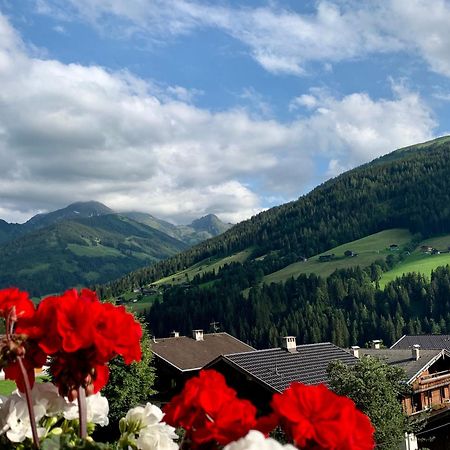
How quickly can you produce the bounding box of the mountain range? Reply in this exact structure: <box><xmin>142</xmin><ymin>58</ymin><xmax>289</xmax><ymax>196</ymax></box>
<box><xmin>0</xmin><ymin>202</ymin><xmax>232</xmax><ymax>296</ymax></box>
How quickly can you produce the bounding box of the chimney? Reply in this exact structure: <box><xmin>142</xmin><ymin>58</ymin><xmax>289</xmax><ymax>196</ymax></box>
<box><xmin>282</xmin><ymin>336</ymin><xmax>297</xmax><ymax>353</ymax></box>
<box><xmin>350</xmin><ymin>346</ymin><xmax>360</xmax><ymax>358</ymax></box>
<box><xmin>371</xmin><ymin>339</ymin><xmax>382</xmax><ymax>349</ymax></box>
<box><xmin>412</xmin><ymin>344</ymin><xmax>420</xmax><ymax>360</ymax></box>
<box><xmin>171</xmin><ymin>331</ymin><xmax>180</xmax><ymax>338</ymax></box>
<box><xmin>192</xmin><ymin>329</ymin><xmax>204</xmax><ymax>341</ymax></box>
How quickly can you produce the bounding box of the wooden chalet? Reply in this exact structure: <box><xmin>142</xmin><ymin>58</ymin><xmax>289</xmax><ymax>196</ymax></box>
<box><xmin>206</xmin><ymin>337</ymin><xmax>358</xmax><ymax>412</ymax></box>
<box><xmin>354</xmin><ymin>344</ymin><xmax>450</xmax><ymax>450</ymax></box>
<box><xmin>150</xmin><ymin>330</ymin><xmax>254</xmax><ymax>401</ymax></box>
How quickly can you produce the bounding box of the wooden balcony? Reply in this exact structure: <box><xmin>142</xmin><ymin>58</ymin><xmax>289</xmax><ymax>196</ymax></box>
<box><xmin>413</xmin><ymin>370</ymin><xmax>450</xmax><ymax>393</ymax></box>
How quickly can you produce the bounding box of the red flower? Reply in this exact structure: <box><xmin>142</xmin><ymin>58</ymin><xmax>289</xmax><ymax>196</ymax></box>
<box><xmin>164</xmin><ymin>370</ymin><xmax>258</xmax><ymax>446</ymax></box>
<box><xmin>16</xmin><ymin>288</ymin><xmax>142</xmax><ymax>395</ymax></box>
<box><xmin>271</xmin><ymin>383</ymin><xmax>375</xmax><ymax>450</ymax></box>
<box><xmin>0</xmin><ymin>288</ymin><xmax>35</xmax><ymax>321</ymax></box>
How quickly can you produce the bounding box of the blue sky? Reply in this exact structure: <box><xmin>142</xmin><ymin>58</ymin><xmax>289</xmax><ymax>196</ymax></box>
<box><xmin>1</xmin><ymin>0</ymin><xmax>450</xmax><ymax>224</ymax></box>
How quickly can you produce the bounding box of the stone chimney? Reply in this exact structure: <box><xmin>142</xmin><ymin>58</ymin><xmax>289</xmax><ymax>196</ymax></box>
<box><xmin>192</xmin><ymin>329</ymin><xmax>204</xmax><ymax>341</ymax></box>
<box><xmin>171</xmin><ymin>331</ymin><xmax>180</xmax><ymax>338</ymax></box>
<box><xmin>350</xmin><ymin>346</ymin><xmax>360</xmax><ymax>358</ymax></box>
<box><xmin>412</xmin><ymin>344</ymin><xmax>420</xmax><ymax>360</ymax></box>
<box><xmin>282</xmin><ymin>336</ymin><xmax>297</xmax><ymax>353</ymax></box>
<box><xmin>371</xmin><ymin>339</ymin><xmax>382</xmax><ymax>349</ymax></box>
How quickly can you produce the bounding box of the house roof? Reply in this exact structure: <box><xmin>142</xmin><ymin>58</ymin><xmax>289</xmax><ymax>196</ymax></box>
<box><xmin>359</xmin><ymin>348</ymin><xmax>446</xmax><ymax>383</ymax></box>
<box><xmin>151</xmin><ymin>332</ymin><xmax>255</xmax><ymax>372</ymax></box>
<box><xmin>209</xmin><ymin>342</ymin><xmax>358</xmax><ymax>393</ymax></box>
<box><xmin>391</xmin><ymin>334</ymin><xmax>450</xmax><ymax>351</ymax></box>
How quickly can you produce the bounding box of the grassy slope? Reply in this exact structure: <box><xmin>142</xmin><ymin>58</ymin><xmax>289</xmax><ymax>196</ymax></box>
<box><xmin>152</xmin><ymin>249</ymin><xmax>252</xmax><ymax>286</ymax></box>
<box><xmin>379</xmin><ymin>234</ymin><xmax>450</xmax><ymax>287</ymax></box>
<box><xmin>265</xmin><ymin>229</ymin><xmax>413</xmax><ymax>284</ymax></box>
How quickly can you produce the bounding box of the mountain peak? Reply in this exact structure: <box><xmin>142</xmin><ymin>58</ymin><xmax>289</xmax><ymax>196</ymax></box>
<box><xmin>190</xmin><ymin>214</ymin><xmax>232</xmax><ymax>235</ymax></box>
<box><xmin>25</xmin><ymin>201</ymin><xmax>113</xmax><ymax>231</ymax></box>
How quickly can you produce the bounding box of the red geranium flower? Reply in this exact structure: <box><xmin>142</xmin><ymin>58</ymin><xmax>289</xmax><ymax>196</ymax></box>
<box><xmin>16</xmin><ymin>288</ymin><xmax>142</xmax><ymax>397</ymax></box>
<box><xmin>271</xmin><ymin>382</ymin><xmax>375</xmax><ymax>450</ymax></box>
<box><xmin>164</xmin><ymin>370</ymin><xmax>258</xmax><ymax>447</ymax></box>
<box><xmin>0</xmin><ymin>287</ymin><xmax>35</xmax><ymax>321</ymax></box>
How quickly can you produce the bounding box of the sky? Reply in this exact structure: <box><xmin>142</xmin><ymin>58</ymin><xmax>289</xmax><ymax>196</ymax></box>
<box><xmin>1</xmin><ymin>0</ymin><xmax>450</xmax><ymax>225</ymax></box>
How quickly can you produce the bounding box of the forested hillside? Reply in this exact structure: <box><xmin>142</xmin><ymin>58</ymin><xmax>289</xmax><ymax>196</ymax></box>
<box><xmin>98</xmin><ymin>136</ymin><xmax>450</xmax><ymax>297</ymax></box>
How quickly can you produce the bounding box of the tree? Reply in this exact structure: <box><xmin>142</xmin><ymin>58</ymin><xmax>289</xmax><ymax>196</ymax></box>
<box><xmin>327</xmin><ymin>356</ymin><xmax>409</xmax><ymax>450</ymax></box>
<box><xmin>101</xmin><ymin>324</ymin><xmax>156</xmax><ymax>426</ymax></box>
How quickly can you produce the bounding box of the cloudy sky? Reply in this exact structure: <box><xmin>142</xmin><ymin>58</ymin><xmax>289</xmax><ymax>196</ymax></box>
<box><xmin>1</xmin><ymin>0</ymin><xmax>450</xmax><ymax>224</ymax></box>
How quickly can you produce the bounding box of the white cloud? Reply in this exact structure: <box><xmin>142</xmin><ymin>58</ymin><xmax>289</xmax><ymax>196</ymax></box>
<box><xmin>36</xmin><ymin>0</ymin><xmax>450</xmax><ymax>78</ymax></box>
<box><xmin>294</xmin><ymin>86</ymin><xmax>436</xmax><ymax>176</ymax></box>
<box><xmin>0</xmin><ymin>13</ymin><xmax>436</xmax><ymax>224</ymax></box>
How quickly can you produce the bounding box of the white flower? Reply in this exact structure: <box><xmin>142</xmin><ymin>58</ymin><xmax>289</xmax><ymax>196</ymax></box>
<box><xmin>63</xmin><ymin>392</ymin><xmax>109</xmax><ymax>427</ymax></box>
<box><xmin>0</xmin><ymin>391</ymin><xmax>46</xmax><ymax>442</ymax></box>
<box><xmin>224</xmin><ymin>430</ymin><xmax>297</xmax><ymax>450</ymax></box>
<box><xmin>136</xmin><ymin>423</ymin><xmax>178</xmax><ymax>450</ymax></box>
<box><xmin>123</xmin><ymin>402</ymin><xmax>178</xmax><ymax>450</ymax></box>
<box><xmin>32</xmin><ymin>382</ymin><xmax>65</xmax><ymax>417</ymax></box>
<box><xmin>125</xmin><ymin>403</ymin><xmax>164</xmax><ymax>429</ymax></box>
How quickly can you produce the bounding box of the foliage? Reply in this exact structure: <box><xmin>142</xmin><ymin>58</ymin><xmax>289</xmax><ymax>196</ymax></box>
<box><xmin>327</xmin><ymin>356</ymin><xmax>409</xmax><ymax>450</ymax></box>
<box><xmin>102</xmin><ymin>325</ymin><xmax>156</xmax><ymax>426</ymax></box>
<box><xmin>146</xmin><ymin>261</ymin><xmax>450</xmax><ymax>349</ymax></box>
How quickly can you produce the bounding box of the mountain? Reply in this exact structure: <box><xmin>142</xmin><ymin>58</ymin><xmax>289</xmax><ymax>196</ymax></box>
<box><xmin>23</xmin><ymin>201</ymin><xmax>114</xmax><ymax>232</ymax></box>
<box><xmin>0</xmin><ymin>219</ymin><xmax>21</xmax><ymax>244</ymax></box>
<box><xmin>0</xmin><ymin>201</ymin><xmax>234</xmax><ymax>296</ymax></box>
<box><xmin>190</xmin><ymin>214</ymin><xmax>232</xmax><ymax>235</ymax></box>
<box><xmin>96</xmin><ymin>136</ymin><xmax>450</xmax><ymax>348</ymax></box>
<box><xmin>123</xmin><ymin>212</ymin><xmax>232</xmax><ymax>245</ymax></box>
<box><xmin>0</xmin><ymin>214</ymin><xmax>187</xmax><ymax>296</ymax></box>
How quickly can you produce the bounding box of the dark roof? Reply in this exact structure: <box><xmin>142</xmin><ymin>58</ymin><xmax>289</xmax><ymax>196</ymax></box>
<box><xmin>151</xmin><ymin>332</ymin><xmax>255</xmax><ymax>371</ymax></box>
<box><xmin>213</xmin><ymin>342</ymin><xmax>357</xmax><ymax>393</ymax></box>
<box><xmin>359</xmin><ymin>348</ymin><xmax>445</xmax><ymax>382</ymax></box>
<box><xmin>391</xmin><ymin>334</ymin><xmax>450</xmax><ymax>351</ymax></box>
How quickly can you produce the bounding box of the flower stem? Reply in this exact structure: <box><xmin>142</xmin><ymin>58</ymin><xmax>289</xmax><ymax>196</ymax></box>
<box><xmin>78</xmin><ymin>385</ymin><xmax>87</xmax><ymax>439</ymax></box>
<box><xmin>17</xmin><ymin>356</ymin><xmax>40</xmax><ymax>448</ymax></box>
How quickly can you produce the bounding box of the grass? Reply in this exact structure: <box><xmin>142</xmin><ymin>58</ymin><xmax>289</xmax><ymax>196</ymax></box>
<box><xmin>152</xmin><ymin>249</ymin><xmax>252</xmax><ymax>286</ymax></box>
<box><xmin>264</xmin><ymin>229</ymin><xmax>413</xmax><ymax>284</ymax></box>
<box><xmin>379</xmin><ymin>233</ymin><xmax>450</xmax><ymax>288</ymax></box>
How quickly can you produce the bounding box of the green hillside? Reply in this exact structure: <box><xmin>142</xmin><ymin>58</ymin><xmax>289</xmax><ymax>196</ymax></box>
<box><xmin>0</xmin><ymin>215</ymin><xmax>187</xmax><ymax>296</ymax></box>
<box><xmin>99</xmin><ymin>135</ymin><xmax>450</xmax><ymax>299</ymax></box>
<box><xmin>379</xmin><ymin>234</ymin><xmax>450</xmax><ymax>287</ymax></box>
<box><xmin>152</xmin><ymin>249</ymin><xmax>252</xmax><ymax>286</ymax></box>
<box><xmin>265</xmin><ymin>229</ymin><xmax>413</xmax><ymax>284</ymax></box>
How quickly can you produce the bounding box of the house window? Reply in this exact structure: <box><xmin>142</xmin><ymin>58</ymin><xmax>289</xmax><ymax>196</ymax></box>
<box><xmin>412</xmin><ymin>393</ymin><xmax>422</xmax><ymax>412</ymax></box>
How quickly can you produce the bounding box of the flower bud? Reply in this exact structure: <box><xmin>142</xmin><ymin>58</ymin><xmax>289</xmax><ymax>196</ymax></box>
<box><xmin>119</xmin><ymin>417</ymin><xmax>128</xmax><ymax>434</ymax></box>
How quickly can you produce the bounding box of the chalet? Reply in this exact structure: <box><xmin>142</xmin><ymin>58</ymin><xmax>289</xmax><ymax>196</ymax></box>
<box><xmin>389</xmin><ymin>244</ymin><xmax>399</xmax><ymax>250</ymax></box>
<box><xmin>206</xmin><ymin>338</ymin><xmax>357</xmax><ymax>412</ymax></box>
<box><xmin>421</xmin><ymin>245</ymin><xmax>434</xmax><ymax>253</ymax></box>
<box><xmin>150</xmin><ymin>330</ymin><xmax>254</xmax><ymax>401</ymax></box>
<box><xmin>344</xmin><ymin>250</ymin><xmax>357</xmax><ymax>257</ymax></box>
<box><xmin>319</xmin><ymin>253</ymin><xmax>335</xmax><ymax>262</ymax></box>
<box><xmin>353</xmin><ymin>344</ymin><xmax>450</xmax><ymax>450</ymax></box>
